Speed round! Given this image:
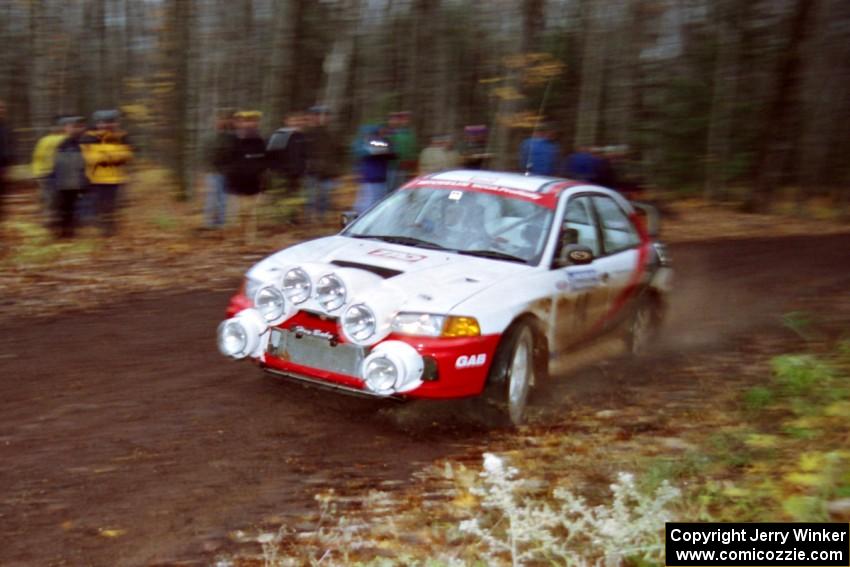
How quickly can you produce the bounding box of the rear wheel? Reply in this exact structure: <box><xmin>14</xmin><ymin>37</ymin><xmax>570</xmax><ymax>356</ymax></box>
<box><xmin>627</xmin><ymin>297</ymin><xmax>662</xmax><ymax>355</ymax></box>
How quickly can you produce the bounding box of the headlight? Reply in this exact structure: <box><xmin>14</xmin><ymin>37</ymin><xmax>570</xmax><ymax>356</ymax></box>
<box><xmin>391</xmin><ymin>313</ymin><xmax>446</xmax><ymax>337</ymax></box>
<box><xmin>254</xmin><ymin>285</ymin><xmax>287</xmax><ymax>325</ymax></box>
<box><xmin>316</xmin><ymin>273</ymin><xmax>346</xmax><ymax>312</ymax></box>
<box><xmin>282</xmin><ymin>267</ymin><xmax>312</xmax><ymax>304</ymax></box>
<box><xmin>341</xmin><ymin>303</ymin><xmax>376</xmax><ymax>343</ymax></box>
<box><xmin>390</xmin><ymin>313</ymin><xmax>480</xmax><ymax>337</ymax></box>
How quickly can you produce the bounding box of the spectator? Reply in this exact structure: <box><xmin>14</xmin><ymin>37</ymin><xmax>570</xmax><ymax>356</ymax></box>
<box><xmin>562</xmin><ymin>145</ymin><xmax>599</xmax><ymax>182</ymax></box>
<box><xmin>418</xmin><ymin>135</ymin><xmax>460</xmax><ymax>175</ymax></box>
<box><xmin>80</xmin><ymin>110</ymin><xmax>133</xmax><ymax>236</ymax></box>
<box><xmin>592</xmin><ymin>146</ymin><xmax>617</xmax><ymax>189</ymax></box>
<box><xmin>460</xmin><ymin>125</ymin><xmax>491</xmax><ymax>170</ymax></box>
<box><xmin>225</xmin><ymin>110</ymin><xmax>267</xmax><ymax>243</ymax></box>
<box><xmin>51</xmin><ymin>117</ymin><xmax>88</xmax><ymax>239</ymax></box>
<box><xmin>0</xmin><ymin>99</ymin><xmax>13</xmax><ymax>232</ymax></box>
<box><xmin>202</xmin><ymin>109</ymin><xmax>235</xmax><ymax>229</ymax></box>
<box><xmin>387</xmin><ymin>111</ymin><xmax>417</xmax><ymax>191</ymax></box>
<box><xmin>518</xmin><ymin>123</ymin><xmax>559</xmax><ymax>176</ymax></box>
<box><xmin>353</xmin><ymin>125</ymin><xmax>396</xmax><ymax>214</ymax></box>
<box><xmin>304</xmin><ymin>105</ymin><xmax>341</xmax><ymax>224</ymax></box>
<box><xmin>267</xmin><ymin>112</ymin><xmax>307</xmax><ymax>197</ymax></box>
<box><xmin>31</xmin><ymin>116</ymin><xmax>67</xmax><ymax>217</ymax></box>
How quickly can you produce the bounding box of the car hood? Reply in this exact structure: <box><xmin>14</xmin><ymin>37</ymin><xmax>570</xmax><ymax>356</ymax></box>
<box><xmin>249</xmin><ymin>235</ymin><xmax>532</xmax><ymax>314</ymax></box>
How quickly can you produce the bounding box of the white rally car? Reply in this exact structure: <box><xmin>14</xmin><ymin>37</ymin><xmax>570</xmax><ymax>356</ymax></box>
<box><xmin>218</xmin><ymin>170</ymin><xmax>671</xmax><ymax>425</ymax></box>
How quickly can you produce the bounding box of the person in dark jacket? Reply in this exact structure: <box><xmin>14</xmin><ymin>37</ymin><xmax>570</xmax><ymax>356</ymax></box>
<box><xmin>353</xmin><ymin>125</ymin><xmax>396</xmax><ymax>214</ymax></box>
<box><xmin>267</xmin><ymin>112</ymin><xmax>308</xmax><ymax>196</ymax></box>
<box><xmin>51</xmin><ymin>117</ymin><xmax>88</xmax><ymax>239</ymax></box>
<box><xmin>202</xmin><ymin>110</ymin><xmax>234</xmax><ymax>228</ymax></box>
<box><xmin>304</xmin><ymin>106</ymin><xmax>341</xmax><ymax>224</ymax></box>
<box><xmin>225</xmin><ymin>110</ymin><xmax>267</xmax><ymax>242</ymax></box>
<box><xmin>562</xmin><ymin>145</ymin><xmax>599</xmax><ymax>181</ymax></box>
<box><xmin>518</xmin><ymin>123</ymin><xmax>560</xmax><ymax>176</ymax></box>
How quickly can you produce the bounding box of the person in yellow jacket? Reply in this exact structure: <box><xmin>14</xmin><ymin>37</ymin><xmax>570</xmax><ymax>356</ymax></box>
<box><xmin>80</xmin><ymin>110</ymin><xmax>133</xmax><ymax>236</ymax></box>
<box><xmin>31</xmin><ymin>117</ymin><xmax>66</xmax><ymax>214</ymax></box>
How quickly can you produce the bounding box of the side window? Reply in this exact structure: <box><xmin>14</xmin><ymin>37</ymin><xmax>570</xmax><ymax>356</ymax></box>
<box><xmin>561</xmin><ymin>196</ymin><xmax>600</xmax><ymax>256</ymax></box>
<box><xmin>592</xmin><ymin>196</ymin><xmax>640</xmax><ymax>254</ymax></box>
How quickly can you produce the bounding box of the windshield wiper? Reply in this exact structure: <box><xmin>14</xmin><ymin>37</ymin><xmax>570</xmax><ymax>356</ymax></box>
<box><xmin>456</xmin><ymin>249</ymin><xmax>528</xmax><ymax>264</ymax></box>
<box><xmin>350</xmin><ymin>234</ymin><xmax>449</xmax><ymax>250</ymax></box>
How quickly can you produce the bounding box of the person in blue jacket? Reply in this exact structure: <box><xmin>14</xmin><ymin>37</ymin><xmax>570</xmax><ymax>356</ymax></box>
<box><xmin>353</xmin><ymin>125</ymin><xmax>396</xmax><ymax>214</ymax></box>
<box><xmin>518</xmin><ymin>123</ymin><xmax>560</xmax><ymax>176</ymax></box>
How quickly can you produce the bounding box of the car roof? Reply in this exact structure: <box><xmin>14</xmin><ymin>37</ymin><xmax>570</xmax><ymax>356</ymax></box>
<box><xmin>426</xmin><ymin>170</ymin><xmax>565</xmax><ymax>194</ymax></box>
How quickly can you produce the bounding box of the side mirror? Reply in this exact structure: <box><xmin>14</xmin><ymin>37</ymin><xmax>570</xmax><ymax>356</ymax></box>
<box><xmin>340</xmin><ymin>211</ymin><xmax>359</xmax><ymax>228</ymax></box>
<box><xmin>554</xmin><ymin>244</ymin><xmax>594</xmax><ymax>268</ymax></box>
<box><xmin>632</xmin><ymin>202</ymin><xmax>660</xmax><ymax>238</ymax></box>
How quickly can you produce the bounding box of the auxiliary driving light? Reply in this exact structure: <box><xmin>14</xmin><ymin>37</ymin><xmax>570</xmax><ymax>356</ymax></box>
<box><xmin>253</xmin><ymin>285</ymin><xmax>290</xmax><ymax>325</ymax></box>
<box><xmin>217</xmin><ymin>308</ymin><xmax>267</xmax><ymax>359</ymax></box>
<box><xmin>282</xmin><ymin>267</ymin><xmax>312</xmax><ymax>304</ymax></box>
<box><xmin>315</xmin><ymin>273</ymin><xmax>347</xmax><ymax>312</ymax></box>
<box><xmin>360</xmin><ymin>341</ymin><xmax>424</xmax><ymax>396</ymax></box>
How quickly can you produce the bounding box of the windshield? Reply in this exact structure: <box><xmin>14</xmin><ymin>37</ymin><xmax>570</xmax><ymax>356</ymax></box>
<box><xmin>343</xmin><ymin>186</ymin><xmax>554</xmax><ymax>265</ymax></box>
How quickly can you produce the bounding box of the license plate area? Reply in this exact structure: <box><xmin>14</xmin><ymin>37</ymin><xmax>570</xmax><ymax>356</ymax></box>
<box><xmin>267</xmin><ymin>328</ymin><xmax>365</xmax><ymax>377</ymax></box>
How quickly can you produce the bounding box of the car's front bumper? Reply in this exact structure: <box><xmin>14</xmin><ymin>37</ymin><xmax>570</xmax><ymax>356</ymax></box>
<box><xmin>227</xmin><ymin>294</ymin><xmax>501</xmax><ymax>399</ymax></box>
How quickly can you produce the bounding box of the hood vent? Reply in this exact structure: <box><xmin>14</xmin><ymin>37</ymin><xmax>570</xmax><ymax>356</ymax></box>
<box><xmin>330</xmin><ymin>260</ymin><xmax>403</xmax><ymax>279</ymax></box>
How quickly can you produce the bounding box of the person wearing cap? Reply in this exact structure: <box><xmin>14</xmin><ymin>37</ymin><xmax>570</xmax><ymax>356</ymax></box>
<box><xmin>386</xmin><ymin>111</ymin><xmax>417</xmax><ymax>191</ymax></box>
<box><xmin>31</xmin><ymin>116</ymin><xmax>68</xmax><ymax>216</ymax></box>
<box><xmin>225</xmin><ymin>110</ymin><xmax>267</xmax><ymax>243</ymax></box>
<box><xmin>418</xmin><ymin>135</ymin><xmax>460</xmax><ymax>175</ymax></box>
<box><xmin>303</xmin><ymin>106</ymin><xmax>342</xmax><ymax>224</ymax></box>
<box><xmin>52</xmin><ymin>117</ymin><xmax>89</xmax><ymax>238</ymax></box>
<box><xmin>202</xmin><ymin>109</ymin><xmax>235</xmax><ymax>229</ymax></box>
<box><xmin>80</xmin><ymin>110</ymin><xmax>133</xmax><ymax>236</ymax></box>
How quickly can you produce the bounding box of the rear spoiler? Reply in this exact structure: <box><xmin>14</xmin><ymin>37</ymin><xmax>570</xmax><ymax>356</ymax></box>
<box><xmin>631</xmin><ymin>202</ymin><xmax>661</xmax><ymax>238</ymax></box>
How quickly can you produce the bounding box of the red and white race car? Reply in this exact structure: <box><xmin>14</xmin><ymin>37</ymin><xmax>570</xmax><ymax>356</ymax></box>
<box><xmin>218</xmin><ymin>170</ymin><xmax>671</xmax><ymax>425</ymax></box>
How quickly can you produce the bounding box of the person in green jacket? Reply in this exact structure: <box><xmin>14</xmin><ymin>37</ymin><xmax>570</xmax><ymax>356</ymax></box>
<box><xmin>386</xmin><ymin>111</ymin><xmax>417</xmax><ymax>191</ymax></box>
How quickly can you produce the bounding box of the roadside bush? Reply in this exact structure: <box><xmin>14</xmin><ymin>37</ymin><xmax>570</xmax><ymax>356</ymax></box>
<box><xmin>458</xmin><ymin>454</ymin><xmax>680</xmax><ymax>567</ymax></box>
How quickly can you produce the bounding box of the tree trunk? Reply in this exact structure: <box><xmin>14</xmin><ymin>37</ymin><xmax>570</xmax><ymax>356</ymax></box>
<box><xmin>745</xmin><ymin>0</ymin><xmax>816</xmax><ymax>213</ymax></box>
<box><xmin>704</xmin><ymin>0</ymin><xmax>740</xmax><ymax>201</ymax></box>
<box><xmin>574</xmin><ymin>0</ymin><xmax>607</xmax><ymax>148</ymax></box>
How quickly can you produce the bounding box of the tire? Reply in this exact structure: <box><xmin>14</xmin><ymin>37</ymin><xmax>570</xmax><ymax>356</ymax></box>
<box><xmin>485</xmin><ymin>322</ymin><xmax>536</xmax><ymax>427</ymax></box>
<box><xmin>626</xmin><ymin>297</ymin><xmax>662</xmax><ymax>356</ymax></box>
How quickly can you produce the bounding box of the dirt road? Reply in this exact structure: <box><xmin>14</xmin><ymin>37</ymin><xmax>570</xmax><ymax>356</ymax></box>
<box><xmin>1</xmin><ymin>233</ymin><xmax>848</xmax><ymax>566</ymax></box>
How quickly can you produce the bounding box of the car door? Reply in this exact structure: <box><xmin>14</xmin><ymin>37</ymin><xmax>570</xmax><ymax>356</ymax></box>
<box><xmin>549</xmin><ymin>195</ymin><xmax>609</xmax><ymax>353</ymax></box>
<box><xmin>587</xmin><ymin>194</ymin><xmax>644</xmax><ymax>333</ymax></box>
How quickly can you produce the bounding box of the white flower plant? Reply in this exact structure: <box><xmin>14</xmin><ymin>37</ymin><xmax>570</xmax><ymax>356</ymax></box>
<box><xmin>458</xmin><ymin>453</ymin><xmax>681</xmax><ymax>567</ymax></box>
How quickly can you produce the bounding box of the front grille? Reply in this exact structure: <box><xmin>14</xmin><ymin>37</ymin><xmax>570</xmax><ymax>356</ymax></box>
<box><xmin>267</xmin><ymin>328</ymin><xmax>365</xmax><ymax>377</ymax></box>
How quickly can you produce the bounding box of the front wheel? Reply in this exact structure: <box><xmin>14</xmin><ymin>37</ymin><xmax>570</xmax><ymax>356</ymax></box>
<box><xmin>485</xmin><ymin>322</ymin><xmax>536</xmax><ymax>427</ymax></box>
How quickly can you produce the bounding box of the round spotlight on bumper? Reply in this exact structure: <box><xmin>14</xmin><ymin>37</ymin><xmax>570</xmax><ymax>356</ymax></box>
<box><xmin>217</xmin><ymin>309</ymin><xmax>266</xmax><ymax>359</ymax></box>
<box><xmin>360</xmin><ymin>341</ymin><xmax>424</xmax><ymax>396</ymax></box>
<box><xmin>341</xmin><ymin>303</ymin><xmax>376</xmax><ymax>344</ymax></box>
<box><xmin>315</xmin><ymin>273</ymin><xmax>347</xmax><ymax>312</ymax></box>
<box><xmin>253</xmin><ymin>285</ymin><xmax>290</xmax><ymax>325</ymax></box>
<box><xmin>282</xmin><ymin>267</ymin><xmax>312</xmax><ymax>305</ymax></box>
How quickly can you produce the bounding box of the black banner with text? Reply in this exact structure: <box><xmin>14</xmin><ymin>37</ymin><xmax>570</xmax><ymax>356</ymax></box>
<box><xmin>666</xmin><ymin>523</ymin><xmax>849</xmax><ymax>566</ymax></box>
